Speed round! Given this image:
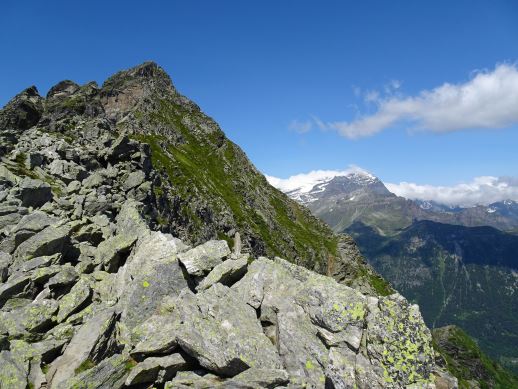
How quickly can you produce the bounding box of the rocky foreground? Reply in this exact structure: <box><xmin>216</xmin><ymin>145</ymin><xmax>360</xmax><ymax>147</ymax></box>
<box><xmin>0</xmin><ymin>63</ymin><xmax>457</xmax><ymax>388</ymax></box>
<box><xmin>0</xmin><ymin>199</ymin><xmax>455</xmax><ymax>388</ymax></box>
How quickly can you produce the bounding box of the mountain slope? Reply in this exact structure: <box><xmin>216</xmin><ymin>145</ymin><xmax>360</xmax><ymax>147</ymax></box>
<box><xmin>433</xmin><ymin>325</ymin><xmax>518</xmax><ymax>389</ymax></box>
<box><xmin>347</xmin><ymin>220</ymin><xmax>518</xmax><ymax>374</ymax></box>
<box><xmin>96</xmin><ymin>63</ymin><xmax>393</xmax><ymax>294</ymax></box>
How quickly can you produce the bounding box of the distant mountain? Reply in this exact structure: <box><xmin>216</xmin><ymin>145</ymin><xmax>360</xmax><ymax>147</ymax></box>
<box><xmin>347</xmin><ymin>220</ymin><xmax>518</xmax><ymax>374</ymax></box>
<box><xmin>282</xmin><ymin>171</ymin><xmax>518</xmax><ymax>235</ymax></box>
<box><xmin>273</xmin><ymin>171</ymin><xmax>518</xmax><ymax>374</ymax></box>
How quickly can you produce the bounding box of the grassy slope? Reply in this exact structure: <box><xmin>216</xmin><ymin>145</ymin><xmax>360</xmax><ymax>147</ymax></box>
<box><xmin>132</xmin><ymin>99</ymin><xmax>340</xmax><ymax>270</ymax></box>
<box><xmin>433</xmin><ymin>326</ymin><xmax>518</xmax><ymax>389</ymax></box>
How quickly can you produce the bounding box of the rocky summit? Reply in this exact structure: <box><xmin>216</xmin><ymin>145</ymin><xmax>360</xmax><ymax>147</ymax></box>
<box><xmin>0</xmin><ymin>62</ymin><xmax>457</xmax><ymax>388</ymax></box>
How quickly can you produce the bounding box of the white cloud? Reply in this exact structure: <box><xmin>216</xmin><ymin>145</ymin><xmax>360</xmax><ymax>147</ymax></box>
<box><xmin>386</xmin><ymin>176</ymin><xmax>518</xmax><ymax>207</ymax></box>
<box><xmin>288</xmin><ymin>119</ymin><xmax>312</xmax><ymax>134</ymax></box>
<box><xmin>266</xmin><ymin>165</ymin><xmax>372</xmax><ymax>194</ymax></box>
<box><xmin>364</xmin><ymin>90</ymin><xmax>380</xmax><ymax>103</ymax></box>
<box><xmin>327</xmin><ymin>63</ymin><xmax>518</xmax><ymax>139</ymax></box>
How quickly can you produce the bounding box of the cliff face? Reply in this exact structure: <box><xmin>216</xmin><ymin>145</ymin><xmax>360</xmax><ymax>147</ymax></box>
<box><xmin>0</xmin><ymin>62</ymin><xmax>456</xmax><ymax>388</ymax></box>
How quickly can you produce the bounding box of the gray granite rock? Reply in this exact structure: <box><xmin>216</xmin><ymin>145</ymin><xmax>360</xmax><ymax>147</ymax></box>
<box><xmin>125</xmin><ymin>353</ymin><xmax>189</xmax><ymax>385</ymax></box>
<box><xmin>175</xmin><ymin>284</ymin><xmax>283</xmax><ymax>376</ymax></box>
<box><xmin>46</xmin><ymin>308</ymin><xmax>119</xmax><ymax>387</ymax></box>
<box><xmin>14</xmin><ymin>224</ymin><xmax>71</xmax><ymax>262</ymax></box>
<box><xmin>196</xmin><ymin>254</ymin><xmax>248</xmax><ymax>291</ymax></box>
<box><xmin>178</xmin><ymin>240</ymin><xmax>231</xmax><ymax>276</ymax></box>
<box><xmin>18</xmin><ymin>177</ymin><xmax>52</xmax><ymax>208</ymax></box>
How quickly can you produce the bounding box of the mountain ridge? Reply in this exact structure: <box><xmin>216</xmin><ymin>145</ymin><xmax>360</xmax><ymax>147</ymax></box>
<box><xmin>272</xmin><ymin>170</ymin><xmax>518</xmax><ymax>234</ymax></box>
<box><xmin>0</xmin><ymin>62</ymin><xmax>467</xmax><ymax>388</ymax></box>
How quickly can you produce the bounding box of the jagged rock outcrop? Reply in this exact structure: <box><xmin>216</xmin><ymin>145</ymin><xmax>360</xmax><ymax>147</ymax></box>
<box><xmin>0</xmin><ymin>62</ymin><xmax>458</xmax><ymax>388</ymax></box>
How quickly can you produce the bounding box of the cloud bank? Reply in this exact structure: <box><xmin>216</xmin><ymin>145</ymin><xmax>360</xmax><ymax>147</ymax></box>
<box><xmin>386</xmin><ymin>176</ymin><xmax>518</xmax><ymax>207</ymax></box>
<box><xmin>325</xmin><ymin>63</ymin><xmax>518</xmax><ymax>139</ymax></box>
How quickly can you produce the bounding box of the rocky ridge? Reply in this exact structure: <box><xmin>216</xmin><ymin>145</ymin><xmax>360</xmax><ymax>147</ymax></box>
<box><xmin>0</xmin><ymin>199</ymin><xmax>454</xmax><ymax>388</ymax></box>
<box><xmin>2</xmin><ymin>61</ymin><xmax>390</xmax><ymax>296</ymax></box>
<box><xmin>0</xmin><ymin>62</ymin><xmax>456</xmax><ymax>388</ymax></box>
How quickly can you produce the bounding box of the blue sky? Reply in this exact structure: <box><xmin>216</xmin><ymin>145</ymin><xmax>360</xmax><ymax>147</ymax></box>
<box><xmin>1</xmin><ymin>0</ymin><xmax>518</xmax><ymax>193</ymax></box>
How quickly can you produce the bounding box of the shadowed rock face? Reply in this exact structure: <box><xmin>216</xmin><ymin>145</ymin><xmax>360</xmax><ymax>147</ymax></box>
<box><xmin>0</xmin><ymin>62</ymin><xmax>458</xmax><ymax>388</ymax></box>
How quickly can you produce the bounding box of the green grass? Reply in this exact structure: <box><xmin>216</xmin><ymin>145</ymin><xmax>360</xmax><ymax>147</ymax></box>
<box><xmin>131</xmin><ymin>99</ymin><xmax>340</xmax><ymax>266</ymax></box>
<box><xmin>74</xmin><ymin>359</ymin><xmax>95</xmax><ymax>375</ymax></box>
<box><xmin>433</xmin><ymin>326</ymin><xmax>518</xmax><ymax>389</ymax></box>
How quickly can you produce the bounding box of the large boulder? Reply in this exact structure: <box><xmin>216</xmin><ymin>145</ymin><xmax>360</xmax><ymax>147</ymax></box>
<box><xmin>56</xmin><ymin>277</ymin><xmax>92</xmax><ymax>322</ymax></box>
<box><xmin>177</xmin><ymin>240</ymin><xmax>231</xmax><ymax>276</ymax></box>
<box><xmin>13</xmin><ymin>224</ymin><xmax>71</xmax><ymax>262</ymax></box>
<box><xmin>1</xmin><ymin>299</ymin><xmax>59</xmax><ymax>337</ymax></box>
<box><xmin>0</xmin><ymin>350</ymin><xmax>27</xmax><ymax>389</ymax></box>
<box><xmin>125</xmin><ymin>353</ymin><xmax>189</xmax><ymax>386</ymax></box>
<box><xmin>232</xmin><ymin>257</ymin><xmax>437</xmax><ymax>387</ymax></box>
<box><xmin>47</xmin><ymin>159</ymin><xmax>88</xmax><ymax>183</ymax></box>
<box><xmin>18</xmin><ymin>177</ymin><xmax>53</xmax><ymax>208</ymax></box>
<box><xmin>196</xmin><ymin>254</ymin><xmax>248</xmax><ymax>291</ymax></box>
<box><xmin>117</xmin><ymin>231</ymin><xmax>190</xmax><ymax>330</ymax></box>
<box><xmin>46</xmin><ymin>308</ymin><xmax>120</xmax><ymax>388</ymax></box>
<box><xmin>94</xmin><ymin>234</ymin><xmax>137</xmax><ymax>272</ymax></box>
<box><xmin>10</xmin><ymin>211</ymin><xmax>57</xmax><ymax>249</ymax></box>
<box><xmin>174</xmin><ymin>284</ymin><xmax>283</xmax><ymax>376</ymax></box>
<box><xmin>56</xmin><ymin>353</ymin><xmax>131</xmax><ymax>389</ymax></box>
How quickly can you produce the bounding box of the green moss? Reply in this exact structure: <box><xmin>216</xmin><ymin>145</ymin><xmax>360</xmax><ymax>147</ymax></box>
<box><xmin>217</xmin><ymin>232</ymin><xmax>234</xmax><ymax>250</ymax></box>
<box><xmin>74</xmin><ymin>359</ymin><xmax>95</xmax><ymax>374</ymax></box>
<box><xmin>368</xmin><ymin>273</ymin><xmax>393</xmax><ymax>297</ymax></box>
<box><xmin>125</xmin><ymin>358</ymin><xmax>138</xmax><ymax>371</ymax></box>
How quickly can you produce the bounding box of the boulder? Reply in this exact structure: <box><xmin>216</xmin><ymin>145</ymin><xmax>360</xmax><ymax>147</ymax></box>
<box><xmin>1</xmin><ymin>299</ymin><xmax>59</xmax><ymax>337</ymax></box>
<box><xmin>165</xmin><ymin>371</ymin><xmax>230</xmax><ymax>388</ymax></box>
<box><xmin>82</xmin><ymin>172</ymin><xmax>104</xmax><ymax>189</ymax></box>
<box><xmin>14</xmin><ymin>224</ymin><xmax>71</xmax><ymax>262</ymax></box>
<box><xmin>94</xmin><ymin>233</ymin><xmax>137</xmax><ymax>272</ymax></box>
<box><xmin>0</xmin><ymin>205</ymin><xmax>28</xmax><ymax>231</ymax></box>
<box><xmin>232</xmin><ymin>257</ymin><xmax>437</xmax><ymax>387</ymax></box>
<box><xmin>10</xmin><ymin>211</ymin><xmax>57</xmax><ymax>249</ymax></box>
<box><xmin>196</xmin><ymin>254</ymin><xmax>248</xmax><ymax>291</ymax></box>
<box><xmin>56</xmin><ymin>353</ymin><xmax>131</xmax><ymax>389</ymax></box>
<box><xmin>178</xmin><ymin>240</ymin><xmax>231</xmax><ymax>276</ymax></box>
<box><xmin>46</xmin><ymin>308</ymin><xmax>119</xmax><ymax>387</ymax></box>
<box><xmin>123</xmin><ymin>170</ymin><xmax>146</xmax><ymax>191</ymax></box>
<box><xmin>25</xmin><ymin>152</ymin><xmax>44</xmax><ymax>170</ymax></box>
<box><xmin>0</xmin><ymin>166</ymin><xmax>21</xmax><ymax>185</ymax></box>
<box><xmin>131</xmin><ymin>312</ymin><xmax>179</xmax><ymax>357</ymax></box>
<box><xmin>0</xmin><ymin>274</ymin><xmax>32</xmax><ymax>308</ymax></box>
<box><xmin>18</xmin><ymin>177</ymin><xmax>53</xmax><ymax>208</ymax></box>
<box><xmin>48</xmin><ymin>159</ymin><xmax>88</xmax><ymax>183</ymax></box>
<box><xmin>229</xmin><ymin>368</ymin><xmax>290</xmax><ymax>388</ymax></box>
<box><xmin>115</xmin><ymin>200</ymin><xmax>150</xmax><ymax>240</ymax></box>
<box><xmin>174</xmin><ymin>284</ymin><xmax>283</xmax><ymax>376</ymax></box>
<box><xmin>46</xmin><ymin>264</ymin><xmax>78</xmax><ymax>293</ymax></box>
<box><xmin>56</xmin><ymin>278</ymin><xmax>92</xmax><ymax>322</ymax></box>
<box><xmin>106</xmin><ymin>135</ymin><xmax>138</xmax><ymax>162</ymax></box>
<box><xmin>125</xmin><ymin>353</ymin><xmax>189</xmax><ymax>385</ymax></box>
<box><xmin>0</xmin><ymin>251</ymin><xmax>11</xmax><ymax>282</ymax></box>
<box><xmin>0</xmin><ymin>350</ymin><xmax>27</xmax><ymax>389</ymax></box>
<box><xmin>117</xmin><ymin>231</ymin><xmax>190</xmax><ymax>330</ymax></box>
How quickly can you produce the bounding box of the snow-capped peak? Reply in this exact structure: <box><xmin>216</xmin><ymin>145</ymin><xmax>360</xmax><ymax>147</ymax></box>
<box><xmin>266</xmin><ymin>167</ymin><xmax>378</xmax><ymax>203</ymax></box>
